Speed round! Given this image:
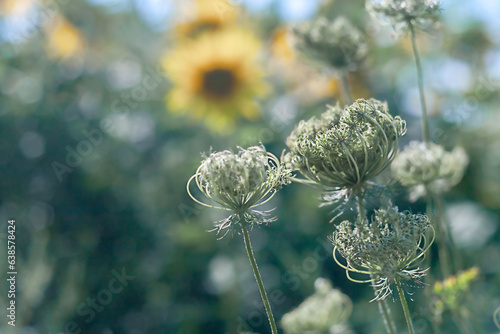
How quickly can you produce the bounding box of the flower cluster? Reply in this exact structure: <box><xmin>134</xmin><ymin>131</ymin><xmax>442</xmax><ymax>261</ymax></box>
<box><xmin>391</xmin><ymin>141</ymin><xmax>469</xmax><ymax>200</ymax></box>
<box><xmin>332</xmin><ymin>207</ymin><xmax>434</xmax><ymax>300</ymax></box>
<box><xmin>281</xmin><ymin>278</ymin><xmax>353</xmax><ymax>334</ymax></box>
<box><xmin>433</xmin><ymin>267</ymin><xmax>479</xmax><ymax>314</ymax></box>
<box><xmin>285</xmin><ymin>99</ymin><xmax>406</xmax><ymax>191</ymax></box>
<box><xmin>291</xmin><ymin>16</ymin><xmax>368</xmax><ymax>72</ymax></box>
<box><xmin>366</xmin><ymin>0</ymin><xmax>441</xmax><ymax>33</ymax></box>
<box><xmin>188</xmin><ymin>145</ymin><xmax>290</xmax><ymax>234</ymax></box>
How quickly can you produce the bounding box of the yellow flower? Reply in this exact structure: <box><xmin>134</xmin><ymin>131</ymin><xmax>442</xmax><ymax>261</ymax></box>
<box><xmin>175</xmin><ymin>0</ymin><xmax>238</xmax><ymax>39</ymax></box>
<box><xmin>271</xmin><ymin>28</ymin><xmax>295</xmax><ymax>63</ymax></box>
<box><xmin>433</xmin><ymin>267</ymin><xmax>479</xmax><ymax>312</ymax></box>
<box><xmin>162</xmin><ymin>28</ymin><xmax>268</xmax><ymax>133</ymax></box>
<box><xmin>44</xmin><ymin>16</ymin><xmax>84</xmax><ymax>59</ymax></box>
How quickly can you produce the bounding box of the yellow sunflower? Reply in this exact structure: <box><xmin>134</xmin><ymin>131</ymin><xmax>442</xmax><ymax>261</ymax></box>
<box><xmin>162</xmin><ymin>28</ymin><xmax>268</xmax><ymax>133</ymax></box>
<box><xmin>175</xmin><ymin>0</ymin><xmax>238</xmax><ymax>40</ymax></box>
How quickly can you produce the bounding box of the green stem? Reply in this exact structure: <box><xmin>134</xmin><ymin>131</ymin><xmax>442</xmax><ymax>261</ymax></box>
<box><xmin>452</xmin><ymin>310</ymin><xmax>472</xmax><ymax>334</ymax></box>
<box><xmin>339</xmin><ymin>71</ymin><xmax>353</xmax><ymax>106</ymax></box>
<box><xmin>437</xmin><ymin>226</ymin><xmax>451</xmax><ymax>278</ymax></box>
<box><xmin>239</xmin><ymin>217</ymin><xmax>278</xmax><ymax>334</ymax></box>
<box><xmin>431</xmin><ymin>315</ymin><xmax>442</xmax><ymax>334</ymax></box>
<box><xmin>433</xmin><ymin>192</ymin><xmax>462</xmax><ymax>272</ymax></box>
<box><xmin>426</xmin><ymin>187</ymin><xmax>451</xmax><ymax>278</ymax></box>
<box><xmin>423</xmin><ymin>249</ymin><xmax>441</xmax><ymax>334</ymax></box>
<box><xmin>396</xmin><ymin>277</ymin><xmax>415</xmax><ymax>334</ymax></box>
<box><xmin>423</xmin><ymin>224</ymin><xmax>441</xmax><ymax>334</ymax></box>
<box><xmin>372</xmin><ymin>274</ymin><xmax>397</xmax><ymax>334</ymax></box>
<box><xmin>355</xmin><ymin>192</ymin><xmax>396</xmax><ymax>334</ymax></box>
<box><xmin>409</xmin><ymin>21</ymin><xmax>430</xmax><ymax>143</ymax></box>
<box><xmin>423</xmin><ymin>257</ymin><xmax>441</xmax><ymax>334</ymax></box>
<box><xmin>424</xmin><ymin>189</ymin><xmax>434</xmax><ymax>275</ymax></box>
<box><xmin>355</xmin><ymin>191</ymin><xmax>367</xmax><ymax>223</ymax></box>
<box><xmin>434</xmin><ymin>195</ymin><xmax>472</xmax><ymax>332</ymax></box>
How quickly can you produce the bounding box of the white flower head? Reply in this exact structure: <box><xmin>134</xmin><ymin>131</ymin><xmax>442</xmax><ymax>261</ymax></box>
<box><xmin>332</xmin><ymin>206</ymin><xmax>434</xmax><ymax>300</ymax></box>
<box><xmin>292</xmin><ymin>16</ymin><xmax>368</xmax><ymax>73</ymax></box>
<box><xmin>391</xmin><ymin>141</ymin><xmax>468</xmax><ymax>201</ymax></box>
<box><xmin>188</xmin><ymin>145</ymin><xmax>291</xmax><ymax>236</ymax></box>
<box><xmin>366</xmin><ymin>0</ymin><xmax>441</xmax><ymax>35</ymax></box>
<box><xmin>285</xmin><ymin>99</ymin><xmax>406</xmax><ymax>192</ymax></box>
<box><xmin>281</xmin><ymin>278</ymin><xmax>353</xmax><ymax>334</ymax></box>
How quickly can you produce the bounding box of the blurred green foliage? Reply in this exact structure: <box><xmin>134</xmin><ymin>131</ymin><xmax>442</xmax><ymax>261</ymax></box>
<box><xmin>1</xmin><ymin>0</ymin><xmax>500</xmax><ymax>333</ymax></box>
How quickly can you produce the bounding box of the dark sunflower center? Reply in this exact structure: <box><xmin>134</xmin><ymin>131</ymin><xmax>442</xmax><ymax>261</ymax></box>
<box><xmin>202</xmin><ymin>68</ymin><xmax>237</xmax><ymax>99</ymax></box>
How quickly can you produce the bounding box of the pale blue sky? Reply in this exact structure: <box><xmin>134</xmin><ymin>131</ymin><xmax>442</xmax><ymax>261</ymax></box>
<box><xmin>2</xmin><ymin>0</ymin><xmax>499</xmax><ymax>48</ymax></box>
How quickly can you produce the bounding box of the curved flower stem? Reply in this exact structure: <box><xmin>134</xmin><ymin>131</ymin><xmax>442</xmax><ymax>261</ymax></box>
<box><xmin>494</xmin><ymin>307</ymin><xmax>500</xmax><ymax>330</ymax></box>
<box><xmin>396</xmin><ymin>277</ymin><xmax>415</xmax><ymax>334</ymax></box>
<box><xmin>239</xmin><ymin>216</ymin><xmax>278</xmax><ymax>334</ymax></box>
<box><xmin>339</xmin><ymin>71</ymin><xmax>353</xmax><ymax>106</ymax></box>
<box><xmin>355</xmin><ymin>191</ymin><xmax>396</xmax><ymax>334</ymax></box>
<box><xmin>409</xmin><ymin>21</ymin><xmax>430</xmax><ymax>143</ymax></box>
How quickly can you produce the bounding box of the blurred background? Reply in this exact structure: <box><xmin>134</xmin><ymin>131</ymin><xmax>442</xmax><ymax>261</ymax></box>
<box><xmin>1</xmin><ymin>0</ymin><xmax>500</xmax><ymax>333</ymax></box>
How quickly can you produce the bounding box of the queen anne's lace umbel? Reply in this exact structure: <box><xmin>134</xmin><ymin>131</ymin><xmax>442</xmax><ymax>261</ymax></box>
<box><xmin>188</xmin><ymin>145</ymin><xmax>291</xmax><ymax>235</ymax></box>
<box><xmin>391</xmin><ymin>141</ymin><xmax>469</xmax><ymax>200</ymax></box>
<box><xmin>332</xmin><ymin>207</ymin><xmax>434</xmax><ymax>300</ymax></box>
<box><xmin>366</xmin><ymin>0</ymin><xmax>441</xmax><ymax>33</ymax></box>
<box><xmin>281</xmin><ymin>278</ymin><xmax>353</xmax><ymax>334</ymax></box>
<box><xmin>292</xmin><ymin>16</ymin><xmax>368</xmax><ymax>72</ymax></box>
<box><xmin>285</xmin><ymin>99</ymin><xmax>406</xmax><ymax>191</ymax></box>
